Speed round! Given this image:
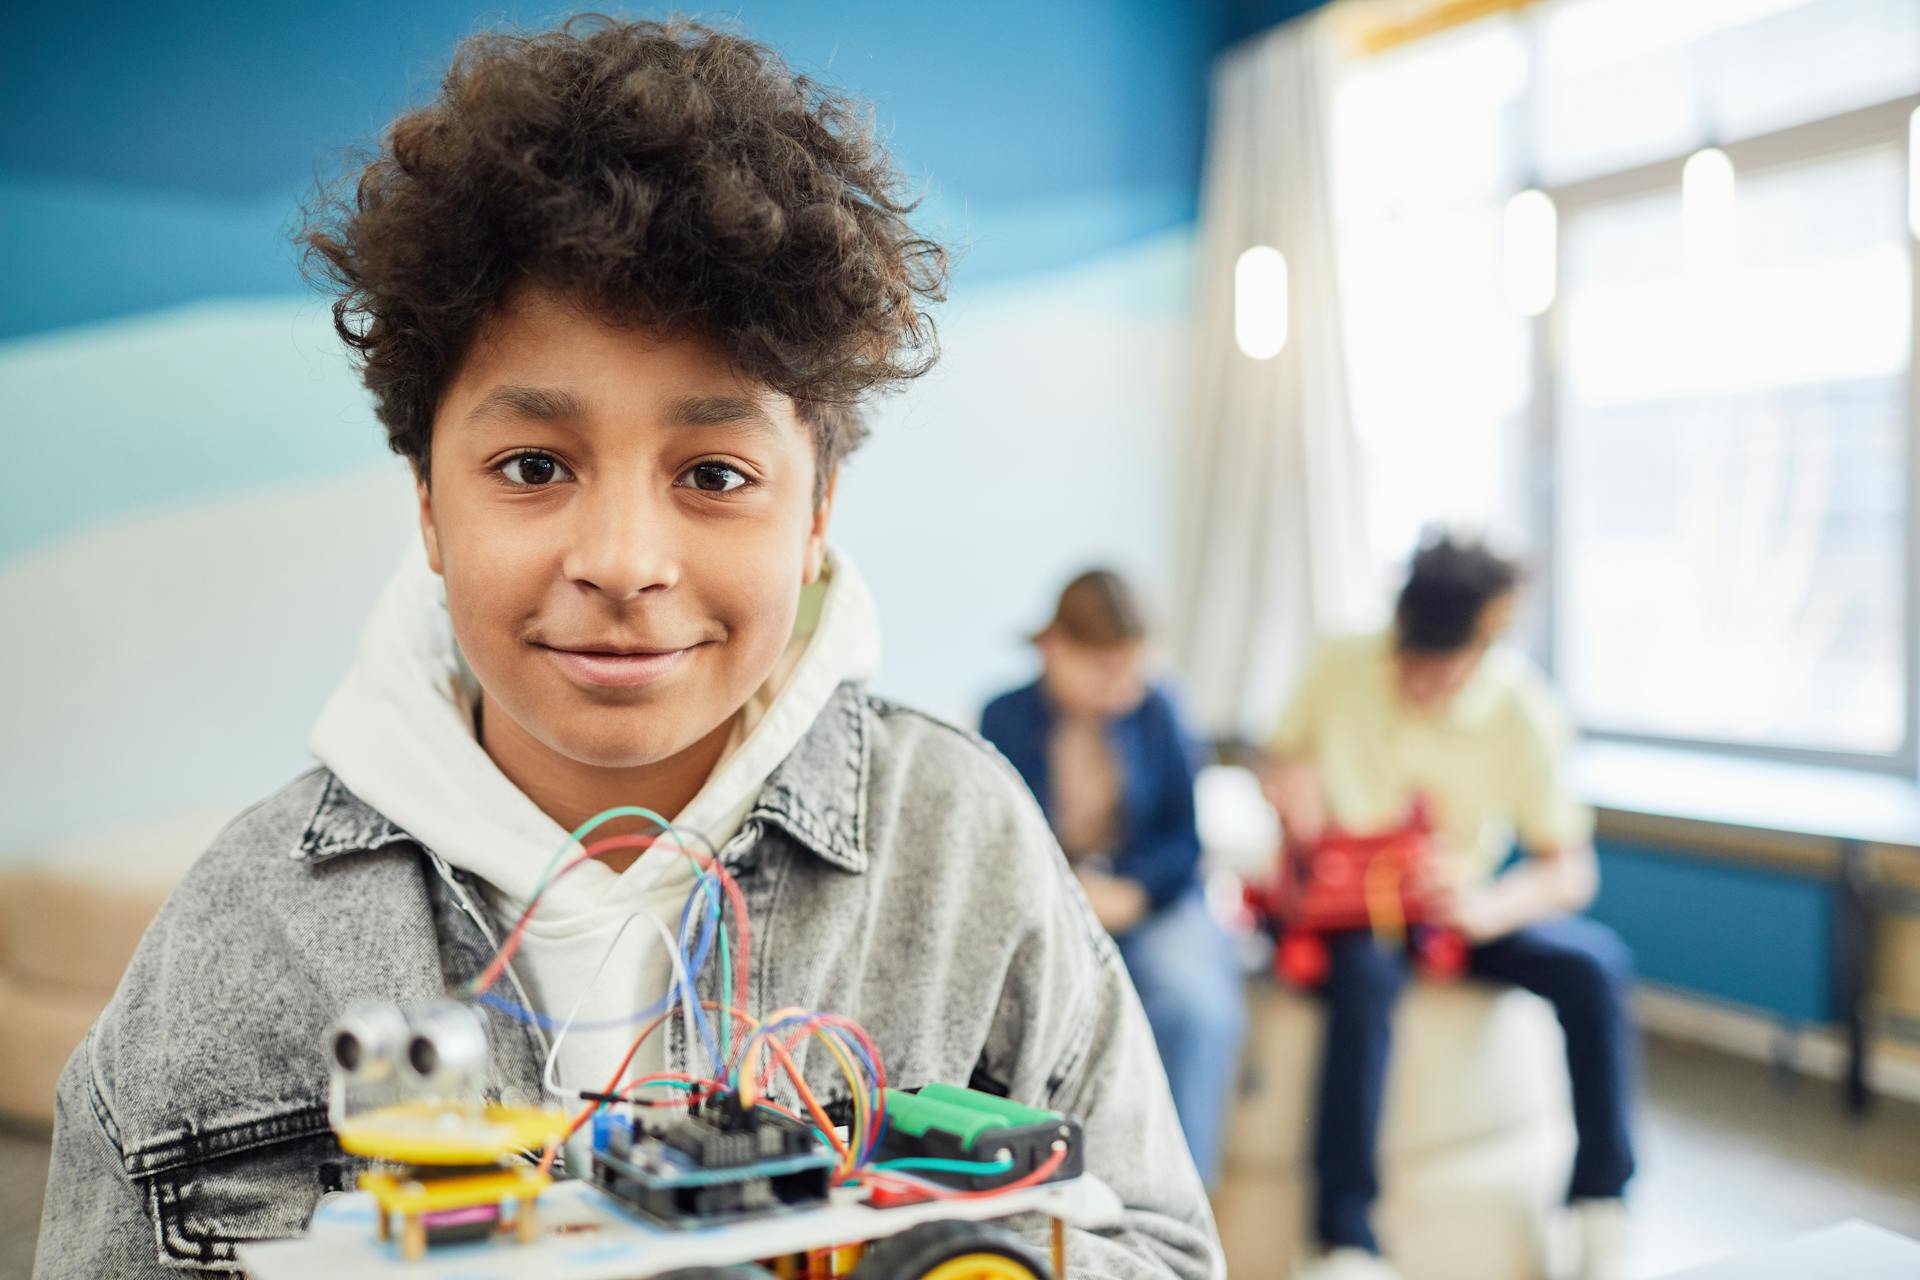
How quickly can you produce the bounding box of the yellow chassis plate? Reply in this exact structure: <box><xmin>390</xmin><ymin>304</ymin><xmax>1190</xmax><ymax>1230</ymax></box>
<box><xmin>335</xmin><ymin>1103</ymin><xmax>571</xmax><ymax>1166</ymax></box>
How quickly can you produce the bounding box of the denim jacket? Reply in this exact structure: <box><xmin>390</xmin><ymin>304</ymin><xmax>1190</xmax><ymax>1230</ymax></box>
<box><xmin>34</xmin><ymin>684</ymin><xmax>1221</xmax><ymax>1279</ymax></box>
<box><xmin>981</xmin><ymin>681</ymin><xmax>1205</xmax><ymax>913</ymax></box>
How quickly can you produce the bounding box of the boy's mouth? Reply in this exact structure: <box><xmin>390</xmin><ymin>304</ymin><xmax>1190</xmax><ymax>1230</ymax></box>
<box><xmin>535</xmin><ymin>641</ymin><xmax>704</xmax><ymax>689</ymax></box>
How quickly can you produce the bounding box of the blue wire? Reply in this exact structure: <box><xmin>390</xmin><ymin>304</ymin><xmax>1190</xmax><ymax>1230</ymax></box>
<box><xmin>474</xmin><ymin>989</ymin><xmax>673</xmax><ymax>1033</ymax></box>
<box><xmin>733</xmin><ymin>1013</ymin><xmax>888</xmax><ymax>1166</ymax></box>
<box><xmin>478</xmin><ymin>871</ymin><xmax>720</xmax><ymax>1046</ymax></box>
<box><xmin>826</xmin><ymin>1024</ymin><xmax>889</xmax><ymax>1164</ymax></box>
<box><xmin>474</xmin><ymin>868</ymin><xmax>722</xmax><ymax>1045</ymax></box>
<box><xmin>472</xmin><ymin>816</ymin><xmax>882</xmax><ymax>1155</ymax></box>
<box><xmin>467</xmin><ymin>812</ymin><xmax>748</xmax><ymax>1074</ymax></box>
<box><xmin>671</xmin><ymin>872</ymin><xmax>723</xmax><ymax>1070</ymax></box>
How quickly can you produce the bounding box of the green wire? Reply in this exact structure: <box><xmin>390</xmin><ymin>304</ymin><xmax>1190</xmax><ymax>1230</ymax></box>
<box><xmin>466</xmin><ymin>805</ymin><xmax>679</xmax><ymax>996</ymax></box>
<box><xmin>661</xmin><ymin>821</ymin><xmax>731</xmax><ymax>1070</ymax></box>
<box><xmin>716</xmin><ymin>892</ymin><xmax>732</xmax><ymax>1065</ymax></box>
<box><xmin>508</xmin><ymin>803</ymin><xmax>743</xmax><ymax>1075</ymax></box>
<box><xmin>871</xmin><ymin>1155</ymin><xmax>1016</xmax><ymax>1175</ymax></box>
<box><xmin>567</xmin><ymin>805</ymin><xmax>735</xmax><ymax>1069</ymax></box>
<box><xmin>536</xmin><ymin>804</ymin><xmax>676</xmax><ymax>899</ymax></box>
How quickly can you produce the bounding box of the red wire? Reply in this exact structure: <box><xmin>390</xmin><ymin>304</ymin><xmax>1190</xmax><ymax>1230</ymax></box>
<box><xmin>471</xmin><ymin>833</ymin><xmax>753</xmax><ymax>1037</ymax></box>
<box><xmin>499</xmin><ymin>837</ymin><xmax>890</xmax><ymax>1187</ymax></box>
<box><xmin>538</xmin><ymin>1007</ymin><xmax>678</xmax><ymax>1175</ymax></box>
<box><xmin>753</xmin><ymin>1024</ymin><xmax>819</xmax><ymax>1094</ymax></box>
<box><xmin>472</xmin><ymin>836</ymin><xmax>657</xmax><ymax>994</ymax></box>
<box><xmin>761</xmin><ymin>1033</ymin><xmax>852</xmax><ymax>1165</ymax></box>
<box><xmin>813</xmin><ymin>1014</ymin><xmax>889</xmax><ymax>1093</ymax></box>
<box><xmin>543</xmin><ymin>1003</ymin><xmax>800</xmax><ymax>1174</ymax></box>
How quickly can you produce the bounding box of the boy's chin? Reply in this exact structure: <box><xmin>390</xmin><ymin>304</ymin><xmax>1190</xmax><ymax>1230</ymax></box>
<box><xmin>547</xmin><ymin>718</ymin><xmax>725</xmax><ymax>772</ymax></box>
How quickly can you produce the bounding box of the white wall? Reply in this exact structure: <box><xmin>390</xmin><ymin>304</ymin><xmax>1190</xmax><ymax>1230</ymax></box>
<box><xmin>837</xmin><ymin>230</ymin><xmax>1192</xmax><ymax>722</ymax></box>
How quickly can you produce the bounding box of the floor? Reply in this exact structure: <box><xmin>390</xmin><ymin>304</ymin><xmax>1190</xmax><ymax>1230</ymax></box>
<box><xmin>1621</xmin><ymin>1037</ymin><xmax>1920</xmax><ymax>1277</ymax></box>
<box><xmin>2</xmin><ymin>1035</ymin><xmax>1917</xmax><ymax>1278</ymax></box>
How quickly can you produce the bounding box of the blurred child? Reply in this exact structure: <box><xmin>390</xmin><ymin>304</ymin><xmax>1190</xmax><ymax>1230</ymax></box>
<box><xmin>984</xmin><ymin>570</ymin><xmax>1247</xmax><ymax>1189</ymax></box>
<box><xmin>1265</xmin><ymin>534</ymin><xmax>1635</xmax><ymax>1280</ymax></box>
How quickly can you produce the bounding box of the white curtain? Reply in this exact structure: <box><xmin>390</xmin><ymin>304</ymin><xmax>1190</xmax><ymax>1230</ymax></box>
<box><xmin>1171</xmin><ymin>13</ymin><xmax>1376</xmax><ymax>742</ymax></box>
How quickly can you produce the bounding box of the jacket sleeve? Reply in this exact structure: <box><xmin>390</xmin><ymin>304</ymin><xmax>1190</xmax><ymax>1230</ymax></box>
<box><xmin>34</xmin><ymin>1028</ymin><xmax>182</xmax><ymax>1280</ymax></box>
<box><xmin>1110</xmin><ymin>689</ymin><xmax>1205</xmax><ymax>912</ymax></box>
<box><xmin>981</xmin><ymin>762</ymin><xmax>1225</xmax><ymax>1279</ymax></box>
<box><xmin>979</xmin><ymin>693</ymin><xmax>1042</xmax><ymax>801</ymax></box>
<box><xmin>978</xmin><ymin>694</ymin><xmax>1014</xmax><ymax>765</ymax></box>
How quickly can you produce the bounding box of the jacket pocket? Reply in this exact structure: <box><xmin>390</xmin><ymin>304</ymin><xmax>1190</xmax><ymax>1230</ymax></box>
<box><xmin>126</xmin><ymin>1106</ymin><xmax>358</xmax><ymax>1272</ymax></box>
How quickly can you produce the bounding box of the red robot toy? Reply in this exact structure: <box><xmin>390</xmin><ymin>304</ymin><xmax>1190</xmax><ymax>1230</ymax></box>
<box><xmin>1247</xmin><ymin>795</ymin><xmax>1469</xmax><ymax>988</ymax></box>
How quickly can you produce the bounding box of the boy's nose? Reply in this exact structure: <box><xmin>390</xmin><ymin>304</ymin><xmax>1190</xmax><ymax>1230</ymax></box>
<box><xmin>561</xmin><ymin>487</ymin><xmax>680</xmax><ymax>599</ymax></box>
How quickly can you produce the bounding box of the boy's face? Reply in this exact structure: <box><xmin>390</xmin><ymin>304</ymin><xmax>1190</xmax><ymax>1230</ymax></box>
<box><xmin>1039</xmin><ymin>633</ymin><xmax>1149</xmax><ymax>719</ymax></box>
<box><xmin>416</xmin><ymin>287</ymin><xmax>833</xmax><ymax>777</ymax></box>
<box><xmin>1395</xmin><ymin>590</ymin><xmax>1517</xmax><ymax>711</ymax></box>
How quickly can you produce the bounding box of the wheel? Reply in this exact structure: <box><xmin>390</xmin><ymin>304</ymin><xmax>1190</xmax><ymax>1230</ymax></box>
<box><xmin>851</xmin><ymin>1219</ymin><xmax>1053</xmax><ymax>1280</ymax></box>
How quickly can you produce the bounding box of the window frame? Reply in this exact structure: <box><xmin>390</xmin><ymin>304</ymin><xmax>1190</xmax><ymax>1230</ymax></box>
<box><xmin>1532</xmin><ymin>93</ymin><xmax>1920</xmax><ymax>776</ymax></box>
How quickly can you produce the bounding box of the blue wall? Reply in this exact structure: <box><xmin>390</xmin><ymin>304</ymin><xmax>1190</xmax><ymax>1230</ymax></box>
<box><xmin>0</xmin><ymin>0</ymin><xmax>1262</xmax><ymax>342</ymax></box>
<box><xmin>0</xmin><ymin>0</ymin><xmax>1272</xmax><ymax>566</ymax></box>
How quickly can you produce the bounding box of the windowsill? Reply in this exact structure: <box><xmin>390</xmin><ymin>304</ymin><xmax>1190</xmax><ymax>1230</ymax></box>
<box><xmin>1573</xmin><ymin>739</ymin><xmax>1920</xmax><ymax>852</ymax></box>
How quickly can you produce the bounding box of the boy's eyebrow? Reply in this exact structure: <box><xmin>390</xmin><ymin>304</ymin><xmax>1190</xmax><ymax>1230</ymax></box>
<box><xmin>666</xmin><ymin>394</ymin><xmax>781</xmax><ymax>438</ymax></box>
<box><xmin>463</xmin><ymin>387</ymin><xmax>782</xmax><ymax>439</ymax></box>
<box><xmin>463</xmin><ymin>384</ymin><xmax>586</xmax><ymax>427</ymax></box>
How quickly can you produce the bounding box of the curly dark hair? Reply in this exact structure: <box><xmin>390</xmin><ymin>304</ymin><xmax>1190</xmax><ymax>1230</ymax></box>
<box><xmin>300</xmin><ymin>14</ymin><xmax>948</xmax><ymax>495</ymax></box>
<box><xmin>1395</xmin><ymin>532</ymin><xmax>1523</xmax><ymax>654</ymax></box>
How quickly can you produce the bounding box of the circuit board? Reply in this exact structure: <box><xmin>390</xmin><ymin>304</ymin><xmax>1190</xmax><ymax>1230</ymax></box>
<box><xmin>590</xmin><ymin>1104</ymin><xmax>837</xmax><ymax>1225</ymax></box>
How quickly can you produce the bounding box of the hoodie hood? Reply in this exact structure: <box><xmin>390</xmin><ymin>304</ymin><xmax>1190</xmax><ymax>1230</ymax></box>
<box><xmin>307</xmin><ymin>537</ymin><xmax>882</xmax><ymax>925</ymax></box>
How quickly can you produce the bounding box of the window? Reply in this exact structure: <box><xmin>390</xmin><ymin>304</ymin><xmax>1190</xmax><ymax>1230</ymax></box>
<box><xmin>1329</xmin><ymin>0</ymin><xmax>1919</xmax><ymax>768</ymax></box>
<box><xmin>1555</xmin><ymin>142</ymin><xmax>1912</xmax><ymax>757</ymax></box>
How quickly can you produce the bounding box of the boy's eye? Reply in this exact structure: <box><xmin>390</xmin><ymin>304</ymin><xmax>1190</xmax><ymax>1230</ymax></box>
<box><xmin>678</xmin><ymin>461</ymin><xmax>750</xmax><ymax>493</ymax></box>
<box><xmin>498</xmin><ymin>452</ymin><xmax>573</xmax><ymax>487</ymax></box>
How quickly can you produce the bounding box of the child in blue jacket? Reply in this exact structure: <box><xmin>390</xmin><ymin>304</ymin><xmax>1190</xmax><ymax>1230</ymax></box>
<box><xmin>983</xmin><ymin>570</ymin><xmax>1246</xmax><ymax>1187</ymax></box>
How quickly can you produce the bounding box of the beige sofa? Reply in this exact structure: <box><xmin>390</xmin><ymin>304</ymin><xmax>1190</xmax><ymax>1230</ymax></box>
<box><xmin>0</xmin><ymin>810</ymin><xmax>230</xmax><ymax>1125</ymax></box>
<box><xmin>1214</xmin><ymin>978</ymin><xmax>1577</xmax><ymax>1280</ymax></box>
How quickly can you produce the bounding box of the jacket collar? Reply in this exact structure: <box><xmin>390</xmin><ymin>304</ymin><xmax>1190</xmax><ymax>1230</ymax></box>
<box><xmin>293</xmin><ymin>682</ymin><xmax>870</xmax><ymax>875</ymax></box>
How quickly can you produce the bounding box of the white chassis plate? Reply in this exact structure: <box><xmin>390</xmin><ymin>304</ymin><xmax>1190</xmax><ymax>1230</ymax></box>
<box><xmin>238</xmin><ymin>1173</ymin><xmax>1122</xmax><ymax>1279</ymax></box>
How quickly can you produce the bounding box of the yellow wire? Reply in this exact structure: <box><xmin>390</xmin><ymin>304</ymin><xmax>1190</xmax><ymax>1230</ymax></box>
<box><xmin>808</xmin><ymin>1027</ymin><xmax>869</xmax><ymax>1170</ymax></box>
<box><xmin>606</xmin><ymin>1000</ymin><xmax>876</xmax><ymax>1174</ymax></box>
<box><xmin>738</xmin><ymin>1005</ymin><xmax>809</xmax><ymax>1110</ymax></box>
<box><xmin>733</xmin><ymin>1008</ymin><xmax>873</xmax><ymax>1173</ymax></box>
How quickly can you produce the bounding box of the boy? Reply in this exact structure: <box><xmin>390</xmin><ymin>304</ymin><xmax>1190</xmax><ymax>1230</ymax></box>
<box><xmin>982</xmin><ymin>571</ymin><xmax>1245</xmax><ymax>1191</ymax></box>
<box><xmin>34</xmin><ymin>18</ymin><xmax>1219</xmax><ymax>1279</ymax></box>
<box><xmin>1264</xmin><ymin>535</ymin><xmax>1635</xmax><ymax>1280</ymax></box>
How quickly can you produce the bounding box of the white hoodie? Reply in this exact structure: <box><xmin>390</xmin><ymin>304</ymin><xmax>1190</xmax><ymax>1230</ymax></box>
<box><xmin>308</xmin><ymin>539</ymin><xmax>881</xmax><ymax>1105</ymax></box>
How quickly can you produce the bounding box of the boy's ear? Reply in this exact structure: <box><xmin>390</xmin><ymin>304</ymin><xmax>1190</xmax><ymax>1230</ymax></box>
<box><xmin>414</xmin><ymin>466</ymin><xmax>445</xmax><ymax>575</ymax></box>
<box><xmin>802</xmin><ymin>468</ymin><xmax>838</xmax><ymax>585</ymax></box>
